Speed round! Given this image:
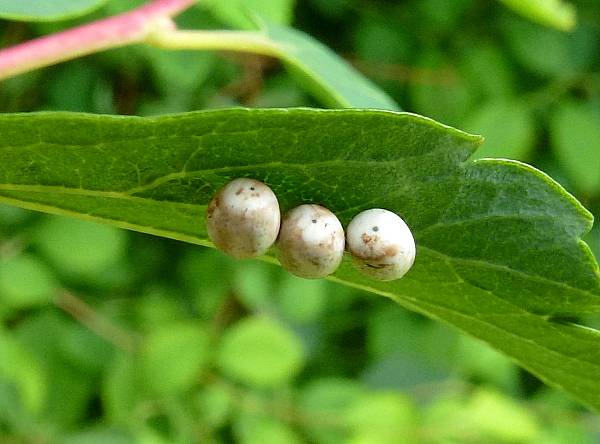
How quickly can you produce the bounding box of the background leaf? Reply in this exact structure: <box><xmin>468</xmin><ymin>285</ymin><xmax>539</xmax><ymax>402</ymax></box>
<box><xmin>261</xmin><ymin>22</ymin><xmax>399</xmax><ymax>110</ymax></box>
<box><xmin>550</xmin><ymin>101</ymin><xmax>600</xmax><ymax>195</ymax></box>
<box><xmin>497</xmin><ymin>0</ymin><xmax>576</xmax><ymax>31</ymax></box>
<box><xmin>463</xmin><ymin>100</ymin><xmax>535</xmax><ymax>161</ymax></box>
<box><xmin>139</xmin><ymin>321</ymin><xmax>210</xmax><ymax>396</ymax></box>
<box><xmin>217</xmin><ymin>316</ymin><xmax>305</xmax><ymax>387</ymax></box>
<box><xmin>201</xmin><ymin>0</ymin><xmax>295</xmax><ymax>30</ymax></box>
<box><xmin>0</xmin><ymin>0</ymin><xmax>107</xmax><ymax>22</ymax></box>
<box><xmin>0</xmin><ymin>108</ymin><xmax>598</xmax><ymax>412</ymax></box>
<box><xmin>0</xmin><ymin>254</ymin><xmax>58</xmax><ymax>310</ymax></box>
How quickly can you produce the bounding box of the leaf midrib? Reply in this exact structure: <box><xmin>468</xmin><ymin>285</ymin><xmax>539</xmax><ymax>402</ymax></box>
<box><xmin>0</xmin><ymin>184</ymin><xmax>596</xmax><ymax>302</ymax></box>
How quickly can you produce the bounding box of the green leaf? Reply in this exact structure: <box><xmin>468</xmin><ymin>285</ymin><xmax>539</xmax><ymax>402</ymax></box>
<box><xmin>14</xmin><ymin>312</ymin><xmax>95</xmax><ymax>427</ymax></box>
<box><xmin>233</xmin><ymin>414</ymin><xmax>304</xmax><ymax>444</ymax></box>
<box><xmin>424</xmin><ymin>389</ymin><xmax>541</xmax><ymax>442</ymax></box>
<box><xmin>277</xmin><ymin>274</ymin><xmax>328</xmax><ymax>323</ymax></box>
<box><xmin>0</xmin><ymin>332</ymin><xmax>46</xmax><ymax>414</ymax></box>
<box><xmin>0</xmin><ymin>254</ymin><xmax>58</xmax><ymax>310</ymax></box>
<box><xmin>409</xmin><ymin>52</ymin><xmax>474</xmax><ymax>126</ymax></box>
<box><xmin>102</xmin><ymin>353</ymin><xmax>139</xmax><ymax>423</ymax></box>
<box><xmin>33</xmin><ymin>215</ymin><xmax>127</xmax><ymax>280</ymax></box>
<box><xmin>497</xmin><ymin>0</ymin><xmax>576</xmax><ymax>31</ymax></box>
<box><xmin>0</xmin><ymin>109</ymin><xmax>598</xmax><ymax>410</ymax></box>
<box><xmin>464</xmin><ymin>100</ymin><xmax>535</xmax><ymax>161</ymax></box>
<box><xmin>233</xmin><ymin>261</ymin><xmax>276</xmax><ymax>310</ymax></box>
<box><xmin>501</xmin><ymin>16</ymin><xmax>578</xmax><ymax>77</ymax></box>
<box><xmin>193</xmin><ymin>384</ymin><xmax>233</xmax><ymax>428</ymax></box>
<box><xmin>139</xmin><ymin>321</ymin><xmax>210</xmax><ymax>396</ymax></box>
<box><xmin>0</xmin><ymin>0</ymin><xmax>107</xmax><ymax>22</ymax></box>
<box><xmin>192</xmin><ymin>3</ymin><xmax>396</xmax><ymax>110</ymax></box>
<box><xmin>344</xmin><ymin>392</ymin><xmax>415</xmax><ymax>442</ymax></box>
<box><xmin>217</xmin><ymin>316</ymin><xmax>305</xmax><ymax>387</ymax></box>
<box><xmin>550</xmin><ymin>101</ymin><xmax>600</xmax><ymax>195</ymax></box>
<box><xmin>299</xmin><ymin>378</ymin><xmax>366</xmax><ymax>443</ymax></box>
<box><xmin>262</xmin><ymin>23</ymin><xmax>398</xmax><ymax>110</ymax></box>
<box><xmin>61</xmin><ymin>426</ymin><xmax>135</xmax><ymax>444</ymax></box>
<box><xmin>203</xmin><ymin>0</ymin><xmax>295</xmax><ymax>29</ymax></box>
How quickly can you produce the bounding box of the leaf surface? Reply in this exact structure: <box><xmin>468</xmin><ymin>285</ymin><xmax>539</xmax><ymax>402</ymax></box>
<box><xmin>551</xmin><ymin>101</ymin><xmax>600</xmax><ymax>195</ymax></box>
<box><xmin>0</xmin><ymin>0</ymin><xmax>107</xmax><ymax>22</ymax></box>
<box><xmin>202</xmin><ymin>0</ymin><xmax>295</xmax><ymax>29</ymax></box>
<box><xmin>0</xmin><ymin>109</ymin><xmax>599</xmax><ymax>409</ymax></box>
<box><xmin>261</xmin><ymin>23</ymin><xmax>398</xmax><ymax>110</ymax></box>
<box><xmin>498</xmin><ymin>0</ymin><xmax>576</xmax><ymax>31</ymax></box>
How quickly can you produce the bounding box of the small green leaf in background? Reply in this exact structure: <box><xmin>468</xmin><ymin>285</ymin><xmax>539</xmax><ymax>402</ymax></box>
<box><xmin>61</xmin><ymin>426</ymin><xmax>135</xmax><ymax>444</ymax></box>
<box><xmin>139</xmin><ymin>322</ymin><xmax>210</xmax><ymax>397</ymax></box>
<box><xmin>234</xmin><ymin>414</ymin><xmax>303</xmax><ymax>444</ymax></box>
<box><xmin>464</xmin><ymin>100</ymin><xmax>535</xmax><ymax>160</ymax></box>
<box><xmin>14</xmin><ymin>312</ymin><xmax>95</xmax><ymax>427</ymax></box>
<box><xmin>133</xmin><ymin>286</ymin><xmax>187</xmax><ymax>329</ymax></box>
<box><xmin>409</xmin><ymin>52</ymin><xmax>474</xmax><ymax>126</ymax></box>
<box><xmin>299</xmin><ymin>378</ymin><xmax>366</xmax><ymax>443</ymax></box>
<box><xmin>194</xmin><ymin>384</ymin><xmax>233</xmax><ymax>428</ymax></box>
<box><xmin>58</xmin><ymin>323</ymin><xmax>114</xmax><ymax>375</ymax></box>
<box><xmin>363</xmin><ymin>309</ymin><xmax>454</xmax><ymax>389</ymax></box>
<box><xmin>102</xmin><ymin>353</ymin><xmax>139</xmax><ymax>423</ymax></box>
<box><xmin>460</xmin><ymin>389</ymin><xmax>541</xmax><ymax>442</ymax></box>
<box><xmin>353</xmin><ymin>14</ymin><xmax>411</xmax><ymax>64</ymax></box>
<box><xmin>33</xmin><ymin>216</ymin><xmax>127</xmax><ymax>280</ymax></box>
<box><xmin>455</xmin><ymin>335</ymin><xmax>519</xmax><ymax>394</ymax></box>
<box><xmin>0</xmin><ymin>333</ymin><xmax>46</xmax><ymax>414</ymax></box>
<box><xmin>0</xmin><ymin>254</ymin><xmax>58</xmax><ymax>310</ymax></box>
<box><xmin>459</xmin><ymin>43</ymin><xmax>516</xmax><ymax>101</ymax></box>
<box><xmin>217</xmin><ymin>316</ymin><xmax>305</xmax><ymax>387</ymax></box>
<box><xmin>498</xmin><ymin>0</ymin><xmax>576</xmax><ymax>31</ymax></box>
<box><xmin>344</xmin><ymin>392</ymin><xmax>416</xmax><ymax>443</ymax></box>
<box><xmin>424</xmin><ymin>390</ymin><xmax>541</xmax><ymax>443</ymax></box>
<box><xmin>501</xmin><ymin>16</ymin><xmax>580</xmax><ymax>77</ymax></box>
<box><xmin>276</xmin><ymin>275</ymin><xmax>327</xmax><ymax>324</ymax></box>
<box><xmin>551</xmin><ymin>101</ymin><xmax>600</xmax><ymax>195</ymax></box>
<box><xmin>45</xmin><ymin>63</ymin><xmax>115</xmax><ymax>115</ymax></box>
<box><xmin>202</xmin><ymin>0</ymin><xmax>295</xmax><ymax>30</ymax></box>
<box><xmin>178</xmin><ymin>249</ymin><xmax>234</xmax><ymax>318</ymax></box>
<box><xmin>233</xmin><ymin>261</ymin><xmax>275</xmax><ymax>311</ymax></box>
<box><xmin>0</xmin><ymin>0</ymin><xmax>108</xmax><ymax>22</ymax></box>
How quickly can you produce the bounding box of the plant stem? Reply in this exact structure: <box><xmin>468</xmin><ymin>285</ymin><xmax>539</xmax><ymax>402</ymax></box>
<box><xmin>146</xmin><ymin>29</ymin><xmax>282</xmax><ymax>58</ymax></box>
<box><xmin>55</xmin><ymin>289</ymin><xmax>139</xmax><ymax>352</ymax></box>
<box><xmin>0</xmin><ymin>0</ymin><xmax>196</xmax><ymax>81</ymax></box>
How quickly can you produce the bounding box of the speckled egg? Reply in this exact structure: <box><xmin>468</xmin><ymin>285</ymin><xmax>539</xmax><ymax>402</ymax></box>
<box><xmin>206</xmin><ymin>178</ymin><xmax>280</xmax><ymax>259</ymax></box>
<box><xmin>346</xmin><ymin>208</ymin><xmax>415</xmax><ymax>281</ymax></box>
<box><xmin>277</xmin><ymin>204</ymin><xmax>345</xmax><ymax>278</ymax></box>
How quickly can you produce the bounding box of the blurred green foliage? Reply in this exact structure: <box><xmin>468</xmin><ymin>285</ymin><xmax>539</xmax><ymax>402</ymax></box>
<box><xmin>1</xmin><ymin>0</ymin><xmax>600</xmax><ymax>442</ymax></box>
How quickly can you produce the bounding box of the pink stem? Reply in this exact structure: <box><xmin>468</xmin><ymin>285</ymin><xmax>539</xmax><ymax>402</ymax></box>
<box><xmin>0</xmin><ymin>0</ymin><xmax>196</xmax><ymax>81</ymax></box>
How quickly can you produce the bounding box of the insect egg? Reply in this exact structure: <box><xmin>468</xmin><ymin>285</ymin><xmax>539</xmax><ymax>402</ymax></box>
<box><xmin>277</xmin><ymin>204</ymin><xmax>345</xmax><ymax>278</ymax></box>
<box><xmin>346</xmin><ymin>208</ymin><xmax>416</xmax><ymax>281</ymax></box>
<box><xmin>206</xmin><ymin>178</ymin><xmax>280</xmax><ymax>259</ymax></box>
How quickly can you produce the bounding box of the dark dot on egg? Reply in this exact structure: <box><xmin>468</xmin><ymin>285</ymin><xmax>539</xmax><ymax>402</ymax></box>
<box><xmin>312</xmin><ymin>219</ymin><xmax>317</xmax><ymax>224</ymax></box>
<box><xmin>372</xmin><ymin>226</ymin><xmax>379</xmax><ymax>232</ymax></box>
<box><xmin>250</xmin><ymin>186</ymin><xmax>255</xmax><ymax>191</ymax></box>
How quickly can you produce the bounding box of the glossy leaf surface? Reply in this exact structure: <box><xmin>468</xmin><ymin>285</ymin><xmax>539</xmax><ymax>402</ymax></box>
<box><xmin>0</xmin><ymin>108</ymin><xmax>598</xmax><ymax>409</ymax></box>
<box><xmin>498</xmin><ymin>0</ymin><xmax>576</xmax><ymax>31</ymax></box>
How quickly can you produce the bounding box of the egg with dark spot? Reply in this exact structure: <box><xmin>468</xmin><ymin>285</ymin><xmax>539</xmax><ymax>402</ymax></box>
<box><xmin>346</xmin><ymin>209</ymin><xmax>415</xmax><ymax>281</ymax></box>
<box><xmin>277</xmin><ymin>204</ymin><xmax>345</xmax><ymax>278</ymax></box>
<box><xmin>206</xmin><ymin>178</ymin><xmax>280</xmax><ymax>259</ymax></box>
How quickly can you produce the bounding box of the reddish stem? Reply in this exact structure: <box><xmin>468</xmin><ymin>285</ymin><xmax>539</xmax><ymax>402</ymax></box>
<box><xmin>0</xmin><ymin>0</ymin><xmax>196</xmax><ymax>80</ymax></box>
